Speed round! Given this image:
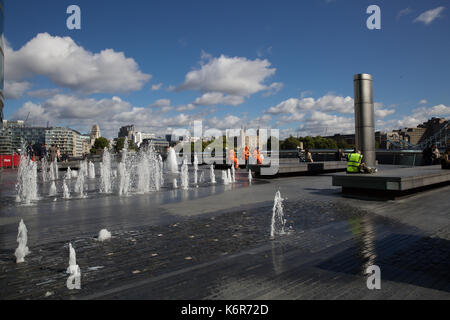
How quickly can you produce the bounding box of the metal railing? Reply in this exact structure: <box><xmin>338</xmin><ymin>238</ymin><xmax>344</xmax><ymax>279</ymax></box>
<box><xmin>387</xmin><ymin>122</ymin><xmax>449</xmax><ymax>150</ymax></box>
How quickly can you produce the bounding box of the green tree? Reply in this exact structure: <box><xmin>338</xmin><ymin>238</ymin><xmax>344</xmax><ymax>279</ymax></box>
<box><xmin>299</xmin><ymin>136</ymin><xmax>314</xmax><ymax>149</ymax></box>
<box><xmin>281</xmin><ymin>136</ymin><xmax>301</xmax><ymax>150</ymax></box>
<box><xmin>92</xmin><ymin>137</ymin><xmax>110</xmax><ymax>153</ymax></box>
<box><xmin>128</xmin><ymin>139</ymin><xmax>136</xmax><ymax>150</ymax></box>
<box><xmin>337</xmin><ymin>139</ymin><xmax>350</xmax><ymax>149</ymax></box>
<box><xmin>114</xmin><ymin>137</ymin><xmax>126</xmax><ymax>153</ymax></box>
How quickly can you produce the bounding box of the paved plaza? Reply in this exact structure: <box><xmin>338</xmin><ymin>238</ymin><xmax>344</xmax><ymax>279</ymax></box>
<box><xmin>0</xmin><ymin>165</ymin><xmax>449</xmax><ymax>300</ymax></box>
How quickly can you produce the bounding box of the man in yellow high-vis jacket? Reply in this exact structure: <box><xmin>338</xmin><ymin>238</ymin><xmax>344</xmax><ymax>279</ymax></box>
<box><xmin>347</xmin><ymin>149</ymin><xmax>364</xmax><ymax>173</ymax></box>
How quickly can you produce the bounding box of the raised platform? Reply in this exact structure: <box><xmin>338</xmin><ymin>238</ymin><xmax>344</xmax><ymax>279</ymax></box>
<box><xmin>248</xmin><ymin>160</ymin><xmax>347</xmax><ymax>177</ymax></box>
<box><xmin>332</xmin><ymin>165</ymin><xmax>450</xmax><ymax>199</ymax></box>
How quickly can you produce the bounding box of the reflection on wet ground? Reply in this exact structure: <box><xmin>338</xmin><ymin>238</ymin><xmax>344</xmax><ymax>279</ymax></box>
<box><xmin>1</xmin><ymin>190</ymin><xmax>448</xmax><ymax>299</ymax></box>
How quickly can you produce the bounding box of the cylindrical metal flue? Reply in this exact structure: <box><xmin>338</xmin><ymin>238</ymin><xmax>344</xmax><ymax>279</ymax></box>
<box><xmin>354</xmin><ymin>74</ymin><xmax>376</xmax><ymax>168</ymax></box>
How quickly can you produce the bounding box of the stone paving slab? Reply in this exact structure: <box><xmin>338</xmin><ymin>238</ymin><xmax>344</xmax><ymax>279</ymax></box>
<box><xmin>1</xmin><ymin>196</ymin><xmax>449</xmax><ymax>300</ymax></box>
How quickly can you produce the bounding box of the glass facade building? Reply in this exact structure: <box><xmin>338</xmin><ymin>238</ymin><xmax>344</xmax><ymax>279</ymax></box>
<box><xmin>0</xmin><ymin>123</ymin><xmax>87</xmax><ymax>157</ymax></box>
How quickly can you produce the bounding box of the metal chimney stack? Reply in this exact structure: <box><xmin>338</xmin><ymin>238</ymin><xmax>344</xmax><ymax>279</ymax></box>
<box><xmin>354</xmin><ymin>74</ymin><xmax>376</xmax><ymax>169</ymax></box>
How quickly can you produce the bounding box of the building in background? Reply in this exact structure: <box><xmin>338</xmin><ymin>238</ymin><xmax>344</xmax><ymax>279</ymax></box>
<box><xmin>390</xmin><ymin>117</ymin><xmax>449</xmax><ymax>149</ymax></box>
<box><xmin>90</xmin><ymin>124</ymin><xmax>101</xmax><ymax>146</ymax></box>
<box><xmin>0</xmin><ymin>0</ymin><xmax>4</xmax><ymax>127</ymax></box>
<box><xmin>132</xmin><ymin>131</ymin><xmax>156</xmax><ymax>148</ymax></box>
<box><xmin>324</xmin><ymin>117</ymin><xmax>448</xmax><ymax>150</ymax></box>
<box><xmin>118</xmin><ymin>125</ymin><xmax>135</xmax><ymax>140</ymax></box>
<box><xmin>140</xmin><ymin>137</ymin><xmax>169</xmax><ymax>153</ymax></box>
<box><xmin>0</xmin><ymin>124</ymin><xmax>88</xmax><ymax>157</ymax></box>
<box><xmin>80</xmin><ymin>134</ymin><xmax>91</xmax><ymax>155</ymax></box>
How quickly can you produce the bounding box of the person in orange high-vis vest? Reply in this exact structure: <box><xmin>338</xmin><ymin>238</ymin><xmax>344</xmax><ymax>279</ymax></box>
<box><xmin>253</xmin><ymin>148</ymin><xmax>263</xmax><ymax>165</ymax></box>
<box><xmin>244</xmin><ymin>146</ymin><xmax>250</xmax><ymax>165</ymax></box>
<box><xmin>229</xmin><ymin>149</ymin><xmax>238</xmax><ymax>169</ymax></box>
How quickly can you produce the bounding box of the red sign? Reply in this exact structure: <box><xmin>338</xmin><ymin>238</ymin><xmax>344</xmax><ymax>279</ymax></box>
<box><xmin>0</xmin><ymin>155</ymin><xmax>22</xmax><ymax>168</ymax></box>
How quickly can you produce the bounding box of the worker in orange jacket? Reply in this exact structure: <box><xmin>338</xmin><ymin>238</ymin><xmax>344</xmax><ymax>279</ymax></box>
<box><xmin>229</xmin><ymin>149</ymin><xmax>239</xmax><ymax>169</ymax></box>
<box><xmin>244</xmin><ymin>146</ymin><xmax>250</xmax><ymax>165</ymax></box>
<box><xmin>253</xmin><ymin>147</ymin><xmax>263</xmax><ymax>165</ymax></box>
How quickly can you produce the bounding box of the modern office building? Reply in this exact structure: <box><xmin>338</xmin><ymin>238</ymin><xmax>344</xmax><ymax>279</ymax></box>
<box><xmin>140</xmin><ymin>137</ymin><xmax>169</xmax><ymax>153</ymax></box>
<box><xmin>0</xmin><ymin>125</ymin><xmax>87</xmax><ymax>157</ymax></box>
<box><xmin>0</xmin><ymin>0</ymin><xmax>5</xmax><ymax>127</ymax></box>
<box><xmin>132</xmin><ymin>131</ymin><xmax>156</xmax><ymax>147</ymax></box>
<box><xmin>118</xmin><ymin>125</ymin><xmax>135</xmax><ymax>139</ymax></box>
<box><xmin>80</xmin><ymin>134</ymin><xmax>91</xmax><ymax>155</ymax></box>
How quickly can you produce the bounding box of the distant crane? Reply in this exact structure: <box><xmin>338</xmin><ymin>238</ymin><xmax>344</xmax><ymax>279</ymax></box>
<box><xmin>24</xmin><ymin>112</ymin><xmax>30</xmax><ymax>126</ymax></box>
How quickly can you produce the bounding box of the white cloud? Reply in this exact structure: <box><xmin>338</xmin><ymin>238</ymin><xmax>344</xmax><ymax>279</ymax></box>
<box><xmin>262</xmin><ymin>82</ymin><xmax>283</xmax><ymax>97</ymax></box>
<box><xmin>178</xmin><ymin>53</ymin><xmax>279</xmax><ymax>106</ymax></box>
<box><xmin>193</xmin><ymin>92</ymin><xmax>245</xmax><ymax>106</ymax></box>
<box><xmin>176</xmin><ymin>104</ymin><xmax>196</xmax><ymax>112</ymax></box>
<box><xmin>150</xmin><ymin>99</ymin><xmax>171</xmax><ymax>108</ymax></box>
<box><xmin>266</xmin><ymin>94</ymin><xmax>354</xmax><ymax>115</ymax></box>
<box><xmin>4</xmin><ymin>81</ymin><xmax>32</xmax><ymax>99</ymax></box>
<box><xmin>397</xmin><ymin>8</ymin><xmax>413</xmax><ymax>20</ymax></box>
<box><xmin>378</xmin><ymin>104</ymin><xmax>450</xmax><ymax>132</ymax></box>
<box><xmin>415</xmin><ymin>104</ymin><xmax>450</xmax><ymax>117</ymax></box>
<box><xmin>10</xmin><ymin>94</ymin><xmax>202</xmax><ymax>138</ymax></box>
<box><xmin>419</xmin><ymin>99</ymin><xmax>428</xmax><ymax>105</ymax></box>
<box><xmin>375</xmin><ymin>108</ymin><xmax>396</xmax><ymax>118</ymax></box>
<box><xmin>207</xmin><ymin>115</ymin><xmax>242</xmax><ymax>130</ymax></box>
<box><xmin>414</xmin><ymin>7</ymin><xmax>445</xmax><ymax>25</ymax></box>
<box><xmin>151</xmin><ymin>83</ymin><xmax>163</xmax><ymax>91</ymax></box>
<box><xmin>27</xmin><ymin>88</ymin><xmax>61</xmax><ymax>98</ymax></box>
<box><xmin>5</xmin><ymin>33</ymin><xmax>151</xmax><ymax>94</ymax></box>
<box><xmin>374</xmin><ymin>102</ymin><xmax>396</xmax><ymax>119</ymax></box>
<box><xmin>298</xmin><ymin>111</ymin><xmax>354</xmax><ymax>136</ymax></box>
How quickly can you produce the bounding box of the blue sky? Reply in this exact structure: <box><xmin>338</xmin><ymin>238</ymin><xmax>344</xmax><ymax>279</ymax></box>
<box><xmin>3</xmin><ymin>0</ymin><xmax>450</xmax><ymax>138</ymax></box>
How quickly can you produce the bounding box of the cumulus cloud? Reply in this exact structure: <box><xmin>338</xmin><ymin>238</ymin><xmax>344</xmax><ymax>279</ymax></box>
<box><xmin>298</xmin><ymin>111</ymin><xmax>355</xmax><ymax>136</ymax></box>
<box><xmin>151</xmin><ymin>83</ymin><xmax>163</xmax><ymax>91</ymax></box>
<box><xmin>375</xmin><ymin>108</ymin><xmax>396</xmax><ymax>118</ymax></box>
<box><xmin>377</xmin><ymin>104</ymin><xmax>450</xmax><ymax>132</ymax></box>
<box><xmin>176</xmin><ymin>104</ymin><xmax>196</xmax><ymax>112</ymax></box>
<box><xmin>178</xmin><ymin>53</ymin><xmax>280</xmax><ymax>106</ymax></box>
<box><xmin>414</xmin><ymin>104</ymin><xmax>450</xmax><ymax>117</ymax></box>
<box><xmin>207</xmin><ymin>115</ymin><xmax>242</xmax><ymax>130</ymax></box>
<box><xmin>374</xmin><ymin>102</ymin><xmax>396</xmax><ymax>119</ymax></box>
<box><xmin>150</xmin><ymin>99</ymin><xmax>171</xmax><ymax>108</ymax></box>
<box><xmin>9</xmin><ymin>94</ymin><xmax>209</xmax><ymax>137</ymax></box>
<box><xmin>27</xmin><ymin>88</ymin><xmax>61</xmax><ymax>98</ymax></box>
<box><xmin>266</xmin><ymin>95</ymin><xmax>354</xmax><ymax>115</ymax></box>
<box><xmin>5</xmin><ymin>33</ymin><xmax>151</xmax><ymax>94</ymax></box>
<box><xmin>414</xmin><ymin>7</ymin><xmax>445</xmax><ymax>25</ymax></box>
<box><xmin>4</xmin><ymin>81</ymin><xmax>32</xmax><ymax>99</ymax></box>
<box><xmin>12</xmin><ymin>95</ymin><xmax>132</xmax><ymax>121</ymax></box>
<box><xmin>262</xmin><ymin>82</ymin><xmax>283</xmax><ymax>97</ymax></box>
<box><xmin>193</xmin><ymin>92</ymin><xmax>245</xmax><ymax>106</ymax></box>
<box><xmin>265</xmin><ymin>94</ymin><xmax>398</xmax><ymax>136</ymax></box>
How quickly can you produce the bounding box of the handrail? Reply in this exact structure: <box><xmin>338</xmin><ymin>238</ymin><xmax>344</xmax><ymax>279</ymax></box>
<box><xmin>387</xmin><ymin>121</ymin><xmax>449</xmax><ymax>150</ymax></box>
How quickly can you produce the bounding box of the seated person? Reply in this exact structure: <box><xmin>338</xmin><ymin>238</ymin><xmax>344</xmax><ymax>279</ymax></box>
<box><xmin>305</xmin><ymin>148</ymin><xmax>313</xmax><ymax>163</ymax></box>
<box><xmin>347</xmin><ymin>149</ymin><xmax>376</xmax><ymax>174</ymax></box>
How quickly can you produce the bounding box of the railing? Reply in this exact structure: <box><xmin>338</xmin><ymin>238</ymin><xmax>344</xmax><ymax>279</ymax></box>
<box><xmin>387</xmin><ymin>122</ymin><xmax>449</xmax><ymax>150</ymax></box>
<box><xmin>0</xmin><ymin>150</ymin><xmax>431</xmax><ymax>168</ymax></box>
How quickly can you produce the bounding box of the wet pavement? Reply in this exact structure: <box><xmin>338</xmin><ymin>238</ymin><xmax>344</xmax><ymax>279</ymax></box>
<box><xmin>0</xmin><ymin>165</ymin><xmax>449</xmax><ymax>300</ymax></box>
